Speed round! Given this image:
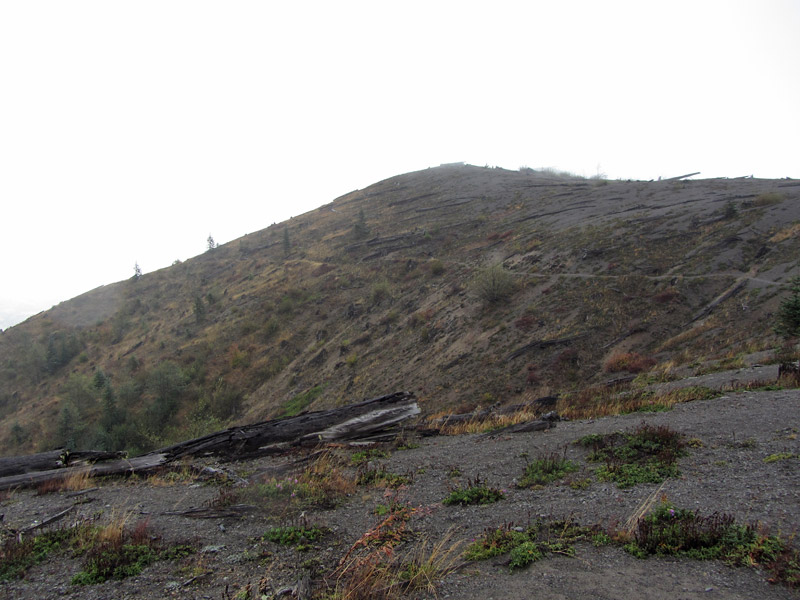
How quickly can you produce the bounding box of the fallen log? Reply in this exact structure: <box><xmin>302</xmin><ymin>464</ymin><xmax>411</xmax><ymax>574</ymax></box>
<box><xmin>0</xmin><ymin>455</ymin><xmax>167</xmax><ymax>492</ymax></box>
<box><xmin>0</xmin><ymin>392</ymin><xmax>419</xmax><ymax>491</ymax></box>
<box><xmin>156</xmin><ymin>391</ymin><xmax>419</xmax><ymax>461</ymax></box>
<box><xmin>687</xmin><ymin>279</ymin><xmax>747</xmax><ymax>324</ymax></box>
<box><xmin>507</xmin><ymin>334</ymin><xmax>586</xmax><ymax>361</ymax></box>
<box><xmin>481</xmin><ymin>411</ymin><xmax>562</xmax><ymax>437</ymax></box>
<box><xmin>0</xmin><ymin>449</ymin><xmax>126</xmax><ymax>478</ymax></box>
<box><xmin>0</xmin><ymin>450</ymin><xmax>65</xmax><ymax>478</ymax></box>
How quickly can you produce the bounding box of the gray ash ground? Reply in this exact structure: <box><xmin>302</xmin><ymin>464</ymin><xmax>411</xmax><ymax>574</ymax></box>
<box><xmin>2</xmin><ymin>382</ymin><xmax>799</xmax><ymax>599</ymax></box>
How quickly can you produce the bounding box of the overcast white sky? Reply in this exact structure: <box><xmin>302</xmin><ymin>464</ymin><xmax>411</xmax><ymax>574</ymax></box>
<box><xmin>1</xmin><ymin>1</ymin><xmax>798</xmax><ymax>330</ymax></box>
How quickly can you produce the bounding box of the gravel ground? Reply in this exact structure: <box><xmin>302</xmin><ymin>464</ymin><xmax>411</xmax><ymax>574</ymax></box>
<box><xmin>2</xmin><ymin>386</ymin><xmax>799</xmax><ymax>599</ymax></box>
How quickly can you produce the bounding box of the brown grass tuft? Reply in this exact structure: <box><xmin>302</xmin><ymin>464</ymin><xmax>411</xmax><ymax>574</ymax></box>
<box><xmin>35</xmin><ymin>468</ymin><xmax>93</xmax><ymax>496</ymax></box>
<box><xmin>603</xmin><ymin>352</ymin><xmax>656</xmax><ymax>374</ymax></box>
<box><xmin>432</xmin><ymin>408</ymin><xmax>540</xmax><ymax>436</ymax></box>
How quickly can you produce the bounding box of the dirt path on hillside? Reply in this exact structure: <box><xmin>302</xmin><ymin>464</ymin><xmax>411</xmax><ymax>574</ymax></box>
<box><xmin>2</xmin><ymin>388</ymin><xmax>799</xmax><ymax>599</ymax></box>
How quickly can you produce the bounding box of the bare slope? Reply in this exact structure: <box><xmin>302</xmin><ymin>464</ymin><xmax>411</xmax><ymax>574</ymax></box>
<box><xmin>1</xmin><ymin>165</ymin><xmax>799</xmax><ymax>456</ymax></box>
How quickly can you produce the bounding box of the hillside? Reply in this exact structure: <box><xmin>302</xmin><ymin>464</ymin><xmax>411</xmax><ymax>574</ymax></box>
<box><xmin>1</xmin><ymin>165</ymin><xmax>799</xmax><ymax>456</ymax></box>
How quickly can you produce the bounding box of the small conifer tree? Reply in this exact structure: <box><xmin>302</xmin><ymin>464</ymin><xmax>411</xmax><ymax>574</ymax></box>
<box><xmin>353</xmin><ymin>208</ymin><xmax>369</xmax><ymax>239</ymax></box>
<box><xmin>775</xmin><ymin>276</ymin><xmax>800</xmax><ymax>338</ymax></box>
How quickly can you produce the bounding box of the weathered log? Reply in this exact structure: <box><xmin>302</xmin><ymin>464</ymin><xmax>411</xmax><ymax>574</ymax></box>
<box><xmin>0</xmin><ymin>454</ymin><xmax>168</xmax><ymax>491</ymax></box>
<box><xmin>0</xmin><ymin>449</ymin><xmax>129</xmax><ymax>478</ymax></box>
<box><xmin>507</xmin><ymin>334</ymin><xmax>586</xmax><ymax>361</ymax></box>
<box><xmin>66</xmin><ymin>450</ymin><xmax>128</xmax><ymax>466</ymax></box>
<box><xmin>687</xmin><ymin>279</ymin><xmax>747</xmax><ymax>324</ymax></box>
<box><xmin>485</xmin><ymin>419</ymin><xmax>554</xmax><ymax>436</ymax></box>
<box><xmin>0</xmin><ymin>392</ymin><xmax>419</xmax><ymax>491</ymax></box>
<box><xmin>658</xmin><ymin>171</ymin><xmax>701</xmax><ymax>182</ymax></box>
<box><xmin>156</xmin><ymin>391</ymin><xmax>419</xmax><ymax>461</ymax></box>
<box><xmin>0</xmin><ymin>450</ymin><xmax>65</xmax><ymax>478</ymax></box>
<box><xmin>22</xmin><ymin>506</ymin><xmax>75</xmax><ymax>533</ymax></box>
<box><xmin>481</xmin><ymin>411</ymin><xmax>561</xmax><ymax>437</ymax></box>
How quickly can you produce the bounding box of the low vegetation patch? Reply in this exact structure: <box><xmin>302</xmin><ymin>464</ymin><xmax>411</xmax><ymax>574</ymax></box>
<box><xmin>0</xmin><ymin>524</ymin><xmax>91</xmax><ymax>581</ymax></box>
<box><xmin>465</xmin><ymin>518</ymin><xmax>602</xmax><ymax>570</ymax></box>
<box><xmin>763</xmin><ymin>452</ymin><xmax>796</xmax><ymax>463</ymax></box>
<box><xmin>443</xmin><ymin>476</ymin><xmax>505</xmax><ymax>506</ymax></box>
<box><xmin>357</xmin><ymin>465</ymin><xmax>412</xmax><ymax>488</ymax></box>
<box><xmin>518</xmin><ymin>452</ymin><xmax>579</xmax><ymax>488</ymax></box>
<box><xmin>0</xmin><ymin>519</ymin><xmax>194</xmax><ymax>585</ymax></box>
<box><xmin>324</xmin><ymin>509</ymin><xmax>462</xmax><ymax>600</ymax></box>
<box><xmin>263</xmin><ymin>523</ymin><xmax>328</xmax><ymax>551</ymax></box>
<box><xmin>281</xmin><ymin>384</ymin><xmax>325</xmax><ymax>417</ymax></box>
<box><xmin>221</xmin><ymin>451</ymin><xmax>356</xmax><ymax>514</ymax></box>
<box><xmin>559</xmin><ymin>385</ymin><xmax>718</xmax><ymax>420</ymax></box>
<box><xmin>626</xmin><ymin>502</ymin><xmax>799</xmax><ymax>588</ymax></box>
<box><xmin>351</xmin><ymin>447</ymin><xmax>389</xmax><ymax>466</ymax></box>
<box><xmin>576</xmin><ymin>423</ymin><xmax>687</xmax><ymax>488</ymax></box>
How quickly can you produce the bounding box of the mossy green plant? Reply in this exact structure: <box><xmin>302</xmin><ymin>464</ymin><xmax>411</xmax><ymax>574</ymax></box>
<box><xmin>263</xmin><ymin>524</ymin><xmax>327</xmax><ymax>551</ymax></box>
<box><xmin>442</xmin><ymin>477</ymin><xmax>505</xmax><ymax>506</ymax></box>
<box><xmin>577</xmin><ymin>423</ymin><xmax>687</xmax><ymax>488</ymax></box>
<box><xmin>763</xmin><ymin>452</ymin><xmax>795</xmax><ymax>463</ymax></box>
<box><xmin>357</xmin><ymin>465</ymin><xmax>411</xmax><ymax>488</ymax></box>
<box><xmin>465</xmin><ymin>519</ymin><xmax>601</xmax><ymax>571</ymax></box>
<box><xmin>350</xmin><ymin>448</ymin><xmax>389</xmax><ymax>466</ymax></box>
<box><xmin>518</xmin><ymin>453</ymin><xmax>579</xmax><ymax>488</ymax></box>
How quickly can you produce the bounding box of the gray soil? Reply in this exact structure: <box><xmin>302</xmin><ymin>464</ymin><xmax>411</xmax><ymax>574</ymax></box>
<box><xmin>2</xmin><ymin>382</ymin><xmax>799</xmax><ymax>599</ymax></box>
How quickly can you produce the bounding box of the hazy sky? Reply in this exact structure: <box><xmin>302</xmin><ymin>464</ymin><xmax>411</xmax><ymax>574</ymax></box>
<box><xmin>1</xmin><ymin>1</ymin><xmax>798</xmax><ymax>330</ymax></box>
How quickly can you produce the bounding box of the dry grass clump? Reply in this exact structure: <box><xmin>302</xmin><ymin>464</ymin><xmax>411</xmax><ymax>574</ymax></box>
<box><xmin>558</xmin><ymin>385</ymin><xmax>718</xmax><ymax>421</ymax></box>
<box><xmin>603</xmin><ymin>352</ymin><xmax>656</xmax><ymax>374</ymax></box>
<box><xmin>432</xmin><ymin>408</ymin><xmax>540</xmax><ymax>436</ymax></box>
<box><xmin>324</xmin><ymin>505</ymin><xmax>464</xmax><ymax>600</ymax></box>
<box><xmin>232</xmin><ymin>450</ymin><xmax>357</xmax><ymax>516</ymax></box>
<box><xmin>657</xmin><ymin>322</ymin><xmax>714</xmax><ymax>352</ymax></box>
<box><xmin>770</xmin><ymin>223</ymin><xmax>800</xmax><ymax>243</ymax></box>
<box><xmin>754</xmin><ymin>191</ymin><xmax>785</xmax><ymax>206</ymax></box>
<box><xmin>652</xmin><ymin>288</ymin><xmax>681</xmax><ymax>304</ymax></box>
<box><xmin>35</xmin><ymin>469</ymin><xmax>93</xmax><ymax>495</ymax></box>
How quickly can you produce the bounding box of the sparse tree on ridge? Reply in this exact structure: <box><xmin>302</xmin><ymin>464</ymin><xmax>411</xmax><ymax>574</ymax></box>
<box><xmin>207</xmin><ymin>235</ymin><xmax>218</xmax><ymax>251</ymax></box>
<box><xmin>353</xmin><ymin>208</ymin><xmax>370</xmax><ymax>239</ymax></box>
<box><xmin>775</xmin><ymin>276</ymin><xmax>800</xmax><ymax>338</ymax></box>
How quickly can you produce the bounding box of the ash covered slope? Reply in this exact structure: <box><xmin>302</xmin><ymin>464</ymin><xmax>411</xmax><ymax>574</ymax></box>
<box><xmin>1</xmin><ymin>165</ymin><xmax>798</xmax><ymax>455</ymax></box>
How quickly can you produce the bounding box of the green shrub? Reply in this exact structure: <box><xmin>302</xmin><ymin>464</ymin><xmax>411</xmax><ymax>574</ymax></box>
<box><xmin>472</xmin><ymin>265</ymin><xmax>517</xmax><ymax>305</ymax></box>
<box><xmin>628</xmin><ymin>502</ymin><xmax>800</xmax><ymax>587</ymax></box>
<box><xmin>518</xmin><ymin>453</ymin><xmax>579</xmax><ymax>487</ymax></box>
<box><xmin>351</xmin><ymin>448</ymin><xmax>389</xmax><ymax>466</ymax></box>
<box><xmin>443</xmin><ymin>477</ymin><xmax>505</xmax><ymax>506</ymax></box>
<box><xmin>263</xmin><ymin>525</ymin><xmax>327</xmax><ymax>549</ymax></box>
<box><xmin>370</xmin><ymin>281</ymin><xmax>392</xmax><ymax>305</ymax></box>
<box><xmin>357</xmin><ymin>465</ymin><xmax>411</xmax><ymax>488</ymax></box>
<box><xmin>580</xmin><ymin>423</ymin><xmax>687</xmax><ymax>488</ymax></box>
<box><xmin>465</xmin><ymin>519</ymin><xmax>598</xmax><ymax>570</ymax></box>
<box><xmin>754</xmin><ymin>192</ymin><xmax>785</xmax><ymax>206</ymax></box>
<box><xmin>428</xmin><ymin>259</ymin><xmax>445</xmax><ymax>277</ymax></box>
